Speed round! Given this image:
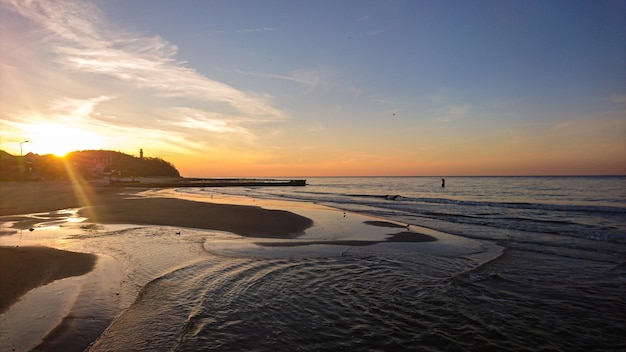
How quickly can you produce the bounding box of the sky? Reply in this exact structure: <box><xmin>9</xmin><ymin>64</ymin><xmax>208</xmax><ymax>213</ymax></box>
<box><xmin>1</xmin><ymin>0</ymin><xmax>624</xmax><ymax>177</ymax></box>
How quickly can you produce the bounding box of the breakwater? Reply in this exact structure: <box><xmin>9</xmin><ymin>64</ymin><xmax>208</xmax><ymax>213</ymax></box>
<box><xmin>108</xmin><ymin>178</ymin><xmax>306</xmax><ymax>188</ymax></box>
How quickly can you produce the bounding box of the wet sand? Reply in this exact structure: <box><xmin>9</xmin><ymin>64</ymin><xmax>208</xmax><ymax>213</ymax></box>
<box><xmin>1</xmin><ymin>181</ymin><xmax>313</xmax><ymax>237</ymax></box>
<box><xmin>0</xmin><ymin>181</ymin><xmax>314</xmax><ymax>314</ymax></box>
<box><xmin>0</xmin><ymin>182</ymin><xmax>107</xmax><ymax>314</ymax></box>
<box><xmin>81</xmin><ymin>196</ymin><xmax>313</xmax><ymax>238</ymax></box>
<box><xmin>0</xmin><ymin>181</ymin><xmax>119</xmax><ymax>216</ymax></box>
<box><xmin>255</xmin><ymin>231</ymin><xmax>436</xmax><ymax>247</ymax></box>
<box><xmin>0</xmin><ymin>246</ymin><xmax>96</xmax><ymax>313</ymax></box>
<box><xmin>0</xmin><ymin>181</ymin><xmax>453</xmax><ymax>351</ymax></box>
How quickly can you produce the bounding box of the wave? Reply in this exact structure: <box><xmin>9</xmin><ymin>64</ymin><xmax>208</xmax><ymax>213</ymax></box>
<box><xmin>178</xmin><ymin>187</ymin><xmax>626</xmax><ymax>244</ymax></box>
<box><xmin>251</xmin><ymin>187</ymin><xmax>626</xmax><ymax>215</ymax></box>
<box><xmin>340</xmin><ymin>193</ymin><xmax>626</xmax><ymax>215</ymax></box>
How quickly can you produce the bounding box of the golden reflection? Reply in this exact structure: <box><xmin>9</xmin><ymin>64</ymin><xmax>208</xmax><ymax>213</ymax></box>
<box><xmin>62</xmin><ymin>158</ymin><xmax>98</xmax><ymax>223</ymax></box>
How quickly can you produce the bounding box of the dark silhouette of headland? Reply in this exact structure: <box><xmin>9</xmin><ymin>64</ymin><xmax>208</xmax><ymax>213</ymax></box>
<box><xmin>0</xmin><ymin>149</ymin><xmax>306</xmax><ymax>187</ymax></box>
<box><xmin>0</xmin><ymin>149</ymin><xmax>179</xmax><ymax>181</ymax></box>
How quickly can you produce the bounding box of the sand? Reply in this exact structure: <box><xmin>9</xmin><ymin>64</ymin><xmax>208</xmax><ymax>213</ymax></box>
<box><xmin>0</xmin><ymin>180</ymin><xmax>443</xmax><ymax>350</ymax></box>
<box><xmin>81</xmin><ymin>196</ymin><xmax>313</xmax><ymax>238</ymax></box>
<box><xmin>0</xmin><ymin>181</ymin><xmax>314</xmax><ymax>314</ymax></box>
<box><xmin>254</xmin><ymin>231</ymin><xmax>436</xmax><ymax>247</ymax></box>
<box><xmin>0</xmin><ymin>246</ymin><xmax>96</xmax><ymax>313</ymax></box>
<box><xmin>1</xmin><ymin>181</ymin><xmax>313</xmax><ymax>237</ymax></box>
<box><xmin>0</xmin><ymin>181</ymin><xmax>119</xmax><ymax>216</ymax></box>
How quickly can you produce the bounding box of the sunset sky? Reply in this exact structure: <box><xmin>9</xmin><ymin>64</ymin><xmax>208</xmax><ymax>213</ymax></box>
<box><xmin>1</xmin><ymin>0</ymin><xmax>624</xmax><ymax>177</ymax></box>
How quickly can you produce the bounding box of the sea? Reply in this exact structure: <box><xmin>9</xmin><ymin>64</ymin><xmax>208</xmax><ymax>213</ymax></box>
<box><xmin>174</xmin><ymin>176</ymin><xmax>626</xmax><ymax>351</ymax></box>
<box><xmin>3</xmin><ymin>176</ymin><xmax>626</xmax><ymax>351</ymax></box>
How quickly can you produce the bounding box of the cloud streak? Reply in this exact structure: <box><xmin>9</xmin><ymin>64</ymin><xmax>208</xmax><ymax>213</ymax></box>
<box><xmin>237</xmin><ymin>27</ymin><xmax>276</xmax><ymax>33</ymax></box>
<box><xmin>606</xmin><ymin>94</ymin><xmax>626</xmax><ymax>104</ymax></box>
<box><xmin>49</xmin><ymin>96</ymin><xmax>113</xmax><ymax>118</ymax></box>
<box><xmin>2</xmin><ymin>0</ymin><xmax>283</xmax><ymax>118</ymax></box>
<box><xmin>163</xmin><ymin>107</ymin><xmax>256</xmax><ymax>141</ymax></box>
<box><xmin>433</xmin><ymin>105</ymin><xmax>472</xmax><ymax>122</ymax></box>
<box><xmin>233</xmin><ymin>68</ymin><xmax>331</xmax><ymax>89</ymax></box>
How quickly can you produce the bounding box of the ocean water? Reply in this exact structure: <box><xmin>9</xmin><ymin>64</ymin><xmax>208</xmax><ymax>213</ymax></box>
<box><xmin>5</xmin><ymin>177</ymin><xmax>625</xmax><ymax>351</ymax></box>
<box><xmin>160</xmin><ymin>176</ymin><xmax>625</xmax><ymax>351</ymax></box>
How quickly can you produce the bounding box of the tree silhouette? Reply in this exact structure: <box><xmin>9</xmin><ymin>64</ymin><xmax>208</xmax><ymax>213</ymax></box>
<box><xmin>0</xmin><ymin>149</ymin><xmax>180</xmax><ymax>181</ymax></box>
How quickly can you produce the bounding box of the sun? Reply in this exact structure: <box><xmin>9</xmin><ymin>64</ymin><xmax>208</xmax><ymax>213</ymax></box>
<box><xmin>22</xmin><ymin>122</ymin><xmax>106</xmax><ymax>157</ymax></box>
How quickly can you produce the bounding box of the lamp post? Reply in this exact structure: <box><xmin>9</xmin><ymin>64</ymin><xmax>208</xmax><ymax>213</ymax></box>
<box><xmin>20</xmin><ymin>140</ymin><xmax>29</xmax><ymax>156</ymax></box>
<box><xmin>18</xmin><ymin>140</ymin><xmax>29</xmax><ymax>180</ymax></box>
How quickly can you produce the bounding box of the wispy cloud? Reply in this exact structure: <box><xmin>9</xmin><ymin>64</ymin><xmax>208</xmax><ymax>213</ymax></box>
<box><xmin>305</xmin><ymin>121</ymin><xmax>327</xmax><ymax>133</ymax></box>
<box><xmin>2</xmin><ymin>0</ymin><xmax>283</xmax><ymax>119</ymax></box>
<box><xmin>237</xmin><ymin>27</ymin><xmax>276</xmax><ymax>33</ymax></box>
<box><xmin>2</xmin><ymin>0</ymin><xmax>104</xmax><ymax>44</ymax></box>
<box><xmin>49</xmin><ymin>96</ymin><xmax>113</xmax><ymax>118</ymax></box>
<box><xmin>291</xmin><ymin>69</ymin><xmax>331</xmax><ymax>89</ymax></box>
<box><xmin>606</xmin><ymin>94</ymin><xmax>626</xmax><ymax>104</ymax></box>
<box><xmin>5</xmin><ymin>96</ymin><xmax>113</xmax><ymax>126</ymax></box>
<box><xmin>164</xmin><ymin>107</ymin><xmax>253</xmax><ymax>137</ymax></box>
<box><xmin>232</xmin><ymin>69</ymin><xmax>303</xmax><ymax>84</ymax></box>
<box><xmin>233</xmin><ymin>68</ymin><xmax>331</xmax><ymax>89</ymax></box>
<box><xmin>433</xmin><ymin>105</ymin><xmax>472</xmax><ymax>122</ymax></box>
<box><xmin>364</xmin><ymin>24</ymin><xmax>395</xmax><ymax>37</ymax></box>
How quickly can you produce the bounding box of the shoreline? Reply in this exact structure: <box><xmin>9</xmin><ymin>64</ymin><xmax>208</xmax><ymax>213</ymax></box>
<box><xmin>0</xmin><ymin>246</ymin><xmax>97</xmax><ymax>313</ymax></box>
<box><xmin>1</xmin><ymin>180</ymin><xmax>478</xmax><ymax>351</ymax></box>
<box><xmin>0</xmin><ymin>181</ymin><xmax>318</xmax><ymax>350</ymax></box>
<box><xmin>0</xmin><ymin>179</ymin><xmax>317</xmax><ymax>301</ymax></box>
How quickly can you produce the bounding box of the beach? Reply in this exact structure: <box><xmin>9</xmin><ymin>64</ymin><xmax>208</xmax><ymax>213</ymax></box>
<box><xmin>0</xmin><ymin>182</ymin><xmax>315</xmax><ymax>306</ymax></box>
<box><xmin>3</xmin><ymin>178</ymin><xmax>622</xmax><ymax>351</ymax></box>
<box><xmin>0</xmin><ymin>180</ymin><xmax>314</xmax><ymax>307</ymax></box>
<box><xmin>0</xmin><ymin>246</ymin><xmax>96</xmax><ymax>314</ymax></box>
<box><xmin>0</xmin><ymin>181</ymin><xmax>119</xmax><ymax>217</ymax></box>
<box><xmin>0</xmin><ymin>181</ymin><xmax>311</xmax><ymax>350</ymax></box>
<box><xmin>0</xmin><ymin>180</ymin><xmax>465</xmax><ymax>351</ymax></box>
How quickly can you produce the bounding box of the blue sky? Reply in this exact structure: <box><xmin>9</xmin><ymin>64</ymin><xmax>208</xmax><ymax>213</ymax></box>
<box><xmin>1</xmin><ymin>0</ymin><xmax>624</xmax><ymax>176</ymax></box>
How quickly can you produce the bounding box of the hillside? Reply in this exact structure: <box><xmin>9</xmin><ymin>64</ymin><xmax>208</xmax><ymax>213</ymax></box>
<box><xmin>0</xmin><ymin>149</ymin><xmax>180</xmax><ymax>181</ymax></box>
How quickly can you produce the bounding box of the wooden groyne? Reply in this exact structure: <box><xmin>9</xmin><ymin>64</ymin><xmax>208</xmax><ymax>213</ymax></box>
<box><xmin>108</xmin><ymin>178</ymin><xmax>306</xmax><ymax>188</ymax></box>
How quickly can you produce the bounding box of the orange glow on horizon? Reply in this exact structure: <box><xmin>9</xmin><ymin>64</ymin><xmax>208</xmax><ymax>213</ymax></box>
<box><xmin>20</xmin><ymin>122</ymin><xmax>105</xmax><ymax>157</ymax></box>
<box><xmin>172</xmin><ymin>150</ymin><xmax>626</xmax><ymax>177</ymax></box>
<box><xmin>9</xmin><ymin>122</ymin><xmax>625</xmax><ymax>178</ymax></box>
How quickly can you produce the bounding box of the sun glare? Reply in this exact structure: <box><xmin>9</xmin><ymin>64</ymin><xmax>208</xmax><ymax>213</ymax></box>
<box><xmin>23</xmin><ymin>122</ymin><xmax>105</xmax><ymax>157</ymax></box>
